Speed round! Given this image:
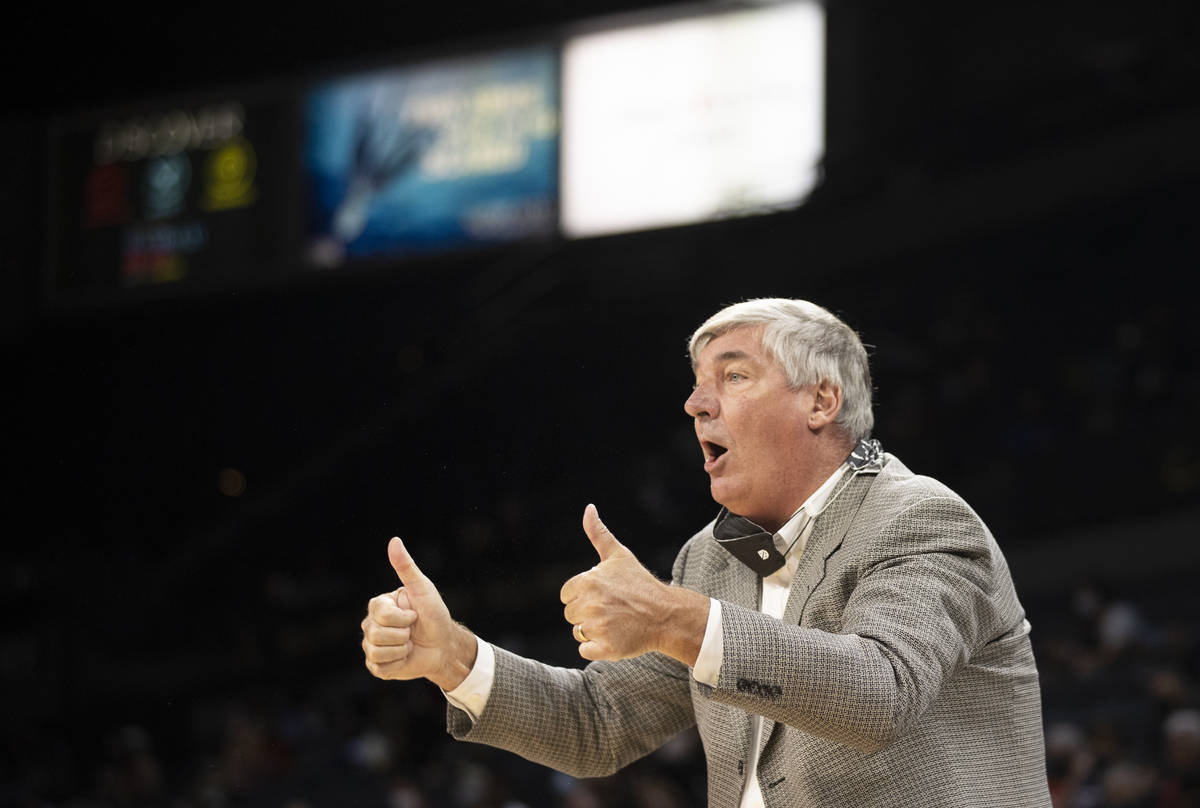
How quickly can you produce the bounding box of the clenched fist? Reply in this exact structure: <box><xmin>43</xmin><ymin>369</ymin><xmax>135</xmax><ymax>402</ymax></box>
<box><xmin>361</xmin><ymin>537</ymin><xmax>477</xmax><ymax>691</ymax></box>
<box><xmin>560</xmin><ymin>505</ymin><xmax>708</xmax><ymax>664</ymax></box>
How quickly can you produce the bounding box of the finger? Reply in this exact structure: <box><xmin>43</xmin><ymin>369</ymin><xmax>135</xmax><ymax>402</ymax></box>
<box><xmin>582</xmin><ymin>504</ymin><xmax>627</xmax><ymax>561</ymax></box>
<box><xmin>364</xmin><ymin>640</ymin><xmax>412</xmax><ymax>665</ymax></box>
<box><xmin>364</xmin><ymin>624</ymin><xmax>411</xmax><ymax>647</ymax></box>
<box><xmin>395</xmin><ymin>587</ymin><xmax>412</xmax><ymax>610</ymax></box>
<box><xmin>563</xmin><ymin>600</ymin><xmax>583</xmax><ymax>626</ymax></box>
<box><xmin>374</xmin><ymin>600</ymin><xmax>418</xmax><ymax>628</ymax></box>
<box><xmin>365</xmin><ymin>657</ymin><xmax>418</xmax><ymax>681</ymax></box>
<box><xmin>368</xmin><ymin>592</ymin><xmax>397</xmax><ymax>615</ymax></box>
<box><xmin>560</xmin><ymin>572</ymin><xmax>586</xmax><ymax>604</ymax></box>
<box><xmin>388</xmin><ymin>537</ymin><xmax>432</xmax><ymax>593</ymax></box>
<box><xmin>578</xmin><ymin>640</ymin><xmax>607</xmax><ymax>662</ymax></box>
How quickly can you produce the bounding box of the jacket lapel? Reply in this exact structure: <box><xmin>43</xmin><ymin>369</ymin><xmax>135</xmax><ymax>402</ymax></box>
<box><xmin>699</xmin><ymin>529</ymin><xmax>760</xmax><ymax>609</ymax></box>
<box><xmin>692</xmin><ymin>532</ymin><xmax>759</xmax><ymax>777</ymax></box>
<box><xmin>757</xmin><ymin>463</ymin><xmax>883</xmax><ymax>758</ymax></box>
<box><xmin>784</xmin><ymin>467</ymin><xmax>878</xmax><ymax>626</ymax></box>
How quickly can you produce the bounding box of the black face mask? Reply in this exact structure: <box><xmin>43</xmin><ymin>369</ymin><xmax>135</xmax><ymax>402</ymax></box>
<box><xmin>713</xmin><ymin>511</ymin><xmax>786</xmax><ymax>576</ymax></box>
<box><xmin>712</xmin><ymin>438</ymin><xmax>883</xmax><ymax>576</ymax></box>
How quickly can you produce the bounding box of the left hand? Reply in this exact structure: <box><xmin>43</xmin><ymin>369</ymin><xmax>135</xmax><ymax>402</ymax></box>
<box><xmin>560</xmin><ymin>504</ymin><xmax>670</xmax><ymax>661</ymax></box>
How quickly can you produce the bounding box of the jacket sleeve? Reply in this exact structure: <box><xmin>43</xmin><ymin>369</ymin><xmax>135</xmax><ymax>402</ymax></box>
<box><xmin>447</xmin><ymin>645</ymin><xmax>695</xmax><ymax>777</ymax></box>
<box><xmin>700</xmin><ymin>494</ymin><xmax>1018</xmax><ymax>753</ymax></box>
<box><xmin>445</xmin><ymin>537</ymin><xmax>704</xmax><ymax>777</ymax></box>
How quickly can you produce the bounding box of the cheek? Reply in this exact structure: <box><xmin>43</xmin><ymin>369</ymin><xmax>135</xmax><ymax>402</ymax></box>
<box><xmin>741</xmin><ymin>410</ymin><xmax>790</xmax><ymax>447</ymax></box>
<box><xmin>743</xmin><ymin>412</ymin><xmax>803</xmax><ymax>464</ymax></box>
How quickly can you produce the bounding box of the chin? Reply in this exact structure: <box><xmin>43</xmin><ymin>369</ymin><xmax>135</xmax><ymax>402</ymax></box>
<box><xmin>709</xmin><ymin>482</ymin><xmax>745</xmax><ymax>515</ymax></box>
<box><xmin>710</xmin><ymin>485</ymin><xmax>777</xmax><ymax>527</ymax></box>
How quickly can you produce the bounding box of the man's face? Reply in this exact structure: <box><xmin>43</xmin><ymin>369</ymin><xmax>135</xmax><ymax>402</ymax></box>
<box><xmin>684</xmin><ymin>327</ymin><xmax>815</xmax><ymax>531</ymax></box>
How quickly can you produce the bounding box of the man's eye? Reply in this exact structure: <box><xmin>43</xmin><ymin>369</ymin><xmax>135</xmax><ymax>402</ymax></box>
<box><xmin>727</xmin><ymin>372</ymin><xmax>744</xmax><ymax>382</ymax></box>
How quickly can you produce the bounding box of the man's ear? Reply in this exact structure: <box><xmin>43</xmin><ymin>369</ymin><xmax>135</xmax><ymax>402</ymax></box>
<box><xmin>807</xmin><ymin>380</ymin><xmax>843</xmax><ymax>430</ymax></box>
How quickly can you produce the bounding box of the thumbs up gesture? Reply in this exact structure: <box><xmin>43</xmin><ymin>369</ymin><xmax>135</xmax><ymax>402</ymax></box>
<box><xmin>361</xmin><ymin>537</ymin><xmax>477</xmax><ymax>691</ymax></box>
<box><xmin>560</xmin><ymin>505</ymin><xmax>678</xmax><ymax>661</ymax></box>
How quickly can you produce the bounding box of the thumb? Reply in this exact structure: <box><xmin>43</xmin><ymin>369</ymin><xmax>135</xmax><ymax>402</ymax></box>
<box><xmin>582</xmin><ymin>504</ymin><xmax>629</xmax><ymax>562</ymax></box>
<box><xmin>388</xmin><ymin>536</ymin><xmax>431</xmax><ymax>593</ymax></box>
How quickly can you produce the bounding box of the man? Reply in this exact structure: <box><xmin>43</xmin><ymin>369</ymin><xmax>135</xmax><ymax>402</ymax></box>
<box><xmin>361</xmin><ymin>298</ymin><xmax>1051</xmax><ymax>807</ymax></box>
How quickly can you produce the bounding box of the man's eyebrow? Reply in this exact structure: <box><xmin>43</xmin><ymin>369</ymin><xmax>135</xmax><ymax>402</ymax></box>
<box><xmin>692</xmin><ymin>349</ymin><xmax>758</xmax><ymax>375</ymax></box>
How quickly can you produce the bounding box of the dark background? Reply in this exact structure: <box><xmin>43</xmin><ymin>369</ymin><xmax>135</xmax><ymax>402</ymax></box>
<box><xmin>3</xmin><ymin>1</ymin><xmax>1199</xmax><ymax>806</ymax></box>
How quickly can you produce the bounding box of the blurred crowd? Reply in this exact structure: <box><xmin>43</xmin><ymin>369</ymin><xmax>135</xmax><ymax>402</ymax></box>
<box><xmin>1038</xmin><ymin>581</ymin><xmax>1200</xmax><ymax>808</ymax></box>
<box><xmin>5</xmin><ymin>564</ymin><xmax>1199</xmax><ymax>807</ymax></box>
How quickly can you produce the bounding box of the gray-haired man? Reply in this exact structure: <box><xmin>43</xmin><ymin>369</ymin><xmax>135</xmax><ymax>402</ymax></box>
<box><xmin>361</xmin><ymin>298</ymin><xmax>1051</xmax><ymax>807</ymax></box>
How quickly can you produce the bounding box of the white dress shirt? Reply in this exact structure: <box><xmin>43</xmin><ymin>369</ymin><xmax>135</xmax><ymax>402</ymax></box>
<box><xmin>692</xmin><ymin>463</ymin><xmax>848</xmax><ymax>808</ymax></box>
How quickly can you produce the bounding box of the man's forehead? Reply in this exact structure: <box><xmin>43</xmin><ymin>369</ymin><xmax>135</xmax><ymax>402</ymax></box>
<box><xmin>693</xmin><ymin>327</ymin><xmax>771</xmax><ymax>368</ymax></box>
<box><xmin>711</xmin><ymin>349</ymin><xmax>757</xmax><ymax>363</ymax></box>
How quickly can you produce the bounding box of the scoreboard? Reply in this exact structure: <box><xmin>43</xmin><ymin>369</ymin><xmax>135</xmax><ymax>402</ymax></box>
<box><xmin>48</xmin><ymin>96</ymin><xmax>301</xmax><ymax>301</ymax></box>
<box><xmin>45</xmin><ymin>0</ymin><xmax>824</xmax><ymax>305</ymax></box>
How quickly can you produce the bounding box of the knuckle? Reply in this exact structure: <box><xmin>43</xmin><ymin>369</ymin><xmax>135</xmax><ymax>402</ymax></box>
<box><xmin>376</xmin><ymin>607</ymin><xmax>398</xmax><ymax>627</ymax></box>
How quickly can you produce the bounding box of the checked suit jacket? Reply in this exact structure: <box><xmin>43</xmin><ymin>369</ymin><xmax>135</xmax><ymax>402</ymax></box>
<box><xmin>447</xmin><ymin>454</ymin><xmax>1052</xmax><ymax>807</ymax></box>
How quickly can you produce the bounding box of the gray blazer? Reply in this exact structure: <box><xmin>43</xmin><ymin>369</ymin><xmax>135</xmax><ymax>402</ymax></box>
<box><xmin>448</xmin><ymin>454</ymin><xmax>1051</xmax><ymax>807</ymax></box>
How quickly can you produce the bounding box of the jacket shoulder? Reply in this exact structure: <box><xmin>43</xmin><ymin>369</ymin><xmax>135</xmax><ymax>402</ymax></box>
<box><xmin>851</xmin><ymin>453</ymin><xmax>996</xmax><ymax>565</ymax></box>
<box><xmin>867</xmin><ymin>454</ymin><xmax>982</xmax><ymax>523</ymax></box>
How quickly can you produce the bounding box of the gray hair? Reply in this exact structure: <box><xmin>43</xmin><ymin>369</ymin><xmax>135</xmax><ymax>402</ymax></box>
<box><xmin>688</xmin><ymin>298</ymin><xmax>874</xmax><ymax>442</ymax></box>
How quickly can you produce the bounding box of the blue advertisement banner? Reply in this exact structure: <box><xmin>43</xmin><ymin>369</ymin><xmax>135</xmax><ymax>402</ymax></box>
<box><xmin>304</xmin><ymin>47</ymin><xmax>559</xmax><ymax>265</ymax></box>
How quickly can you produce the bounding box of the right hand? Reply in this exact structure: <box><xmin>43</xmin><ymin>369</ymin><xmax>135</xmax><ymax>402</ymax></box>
<box><xmin>360</xmin><ymin>536</ymin><xmax>476</xmax><ymax>690</ymax></box>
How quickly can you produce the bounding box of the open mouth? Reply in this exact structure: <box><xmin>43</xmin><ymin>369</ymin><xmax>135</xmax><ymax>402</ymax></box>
<box><xmin>702</xmin><ymin>440</ymin><xmax>729</xmax><ymax>463</ymax></box>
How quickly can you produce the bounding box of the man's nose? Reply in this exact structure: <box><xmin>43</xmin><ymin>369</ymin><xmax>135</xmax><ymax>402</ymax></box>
<box><xmin>684</xmin><ymin>384</ymin><xmax>716</xmax><ymax>419</ymax></box>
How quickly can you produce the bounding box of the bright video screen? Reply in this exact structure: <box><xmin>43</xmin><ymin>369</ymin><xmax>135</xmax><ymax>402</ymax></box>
<box><xmin>304</xmin><ymin>47</ymin><xmax>559</xmax><ymax>265</ymax></box>
<box><xmin>560</xmin><ymin>1</ymin><xmax>825</xmax><ymax>238</ymax></box>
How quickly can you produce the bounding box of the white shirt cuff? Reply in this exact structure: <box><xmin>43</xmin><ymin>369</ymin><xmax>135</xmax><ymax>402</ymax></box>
<box><xmin>692</xmin><ymin>597</ymin><xmax>724</xmax><ymax>687</ymax></box>
<box><xmin>443</xmin><ymin>634</ymin><xmax>495</xmax><ymax>721</ymax></box>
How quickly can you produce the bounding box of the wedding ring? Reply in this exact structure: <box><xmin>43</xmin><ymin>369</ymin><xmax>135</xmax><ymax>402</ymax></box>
<box><xmin>574</xmin><ymin>624</ymin><xmax>589</xmax><ymax>643</ymax></box>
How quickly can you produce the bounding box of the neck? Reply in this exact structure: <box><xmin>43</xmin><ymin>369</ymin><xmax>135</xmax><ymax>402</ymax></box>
<box><xmin>755</xmin><ymin>435</ymin><xmax>854</xmax><ymax>532</ymax></box>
